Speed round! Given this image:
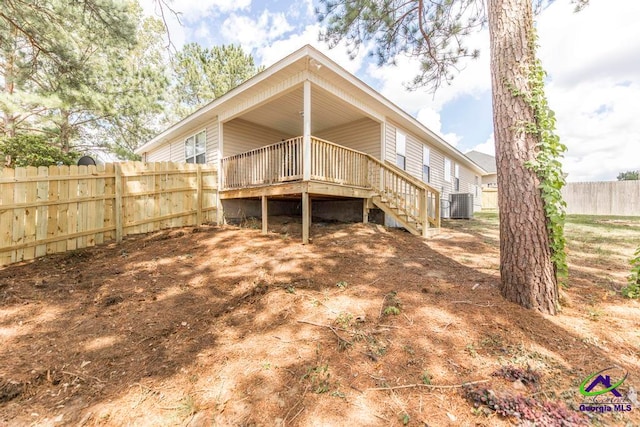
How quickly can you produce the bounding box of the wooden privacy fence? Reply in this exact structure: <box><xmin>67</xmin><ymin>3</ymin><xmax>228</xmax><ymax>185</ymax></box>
<box><xmin>0</xmin><ymin>162</ymin><xmax>218</xmax><ymax>267</ymax></box>
<box><xmin>562</xmin><ymin>181</ymin><xmax>640</xmax><ymax>216</ymax></box>
<box><xmin>481</xmin><ymin>187</ymin><xmax>498</xmax><ymax>210</ymax></box>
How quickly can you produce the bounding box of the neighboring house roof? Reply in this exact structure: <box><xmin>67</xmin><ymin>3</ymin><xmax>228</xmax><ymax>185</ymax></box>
<box><xmin>136</xmin><ymin>45</ymin><xmax>487</xmax><ymax>176</ymax></box>
<box><xmin>465</xmin><ymin>150</ymin><xmax>497</xmax><ymax>174</ymax></box>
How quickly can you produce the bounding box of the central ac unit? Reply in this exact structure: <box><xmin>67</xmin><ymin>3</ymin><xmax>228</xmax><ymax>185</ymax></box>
<box><xmin>450</xmin><ymin>193</ymin><xmax>474</xmax><ymax>219</ymax></box>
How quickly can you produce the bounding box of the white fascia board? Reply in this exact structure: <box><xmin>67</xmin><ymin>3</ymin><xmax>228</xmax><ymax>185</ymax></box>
<box><xmin>304</xmin><ymin>48</ymin><xmax>488</xmax><ymax>176</ymax></box>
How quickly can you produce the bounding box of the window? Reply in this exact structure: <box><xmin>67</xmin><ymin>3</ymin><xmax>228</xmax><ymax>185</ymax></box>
<box><xmin>422</xmin><ymin>146</ymin><xmax>431</xmax><ymax>183</ymax></box>
<box><xmin>444</xmin><ymin>157</ymin><xmax>451</xmax><ymax>182</ymax></box>
<box><xmin>396</xmin><ymin>130</ymin><xmax>406</xmax><ymax>170</ymax></box>
<box><xmin>185</xmin><ymin>130</ymin><xmax>206</xmax><ymax>164</ymax></box>
<box><xmin>474</xmin><ymin>175</ymin><xmax>479</xmax><ymax>197</ymax></box>
<box><xmin>454</xmin><ymin>163</ymin><xmax>460</xmax><ymax>191</ymax></box>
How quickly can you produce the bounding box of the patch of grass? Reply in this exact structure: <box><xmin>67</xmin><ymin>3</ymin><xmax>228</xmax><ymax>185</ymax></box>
<box><xmin>336</xmin><ymin>280</ymin><xmax>348</xmax><ymax>290</ymax></box>
<box><xmin>465</xmin><ymin>343</ymin><xmax>478</xmax><ymax>358</ymax></box>
<box><xmin>421</xmin><ymin>370</ymin><xmax>432</xmax><ymax>385</ymax></box>
<box><xmin>504</xmin><ymin>344</ymin><xmax>562</xmax><ymax>370</ymax></box>
<box><xmin>402</xmin><ymin>344</ymin><xmax>415</xmax><ymax>355</ymax></box>
<box><xmin>335</xmin><ymin>312</ymin><xmax>353</xmax><ymax>329</ymax></box>
<box><xmin>480</xmin><ymin>334</ymin><xmax>504</xmax><ymax>349</ymax></box>
<box><xmin>383</xmin><ymin>306</ymin><xmax>400</xmax><ymax>316</ymax></box>
<box><xmin>302</xmin><ymin>364</ymin><xmax>331</xmax><ymax>394</ymax></box>
<box><xmin>587</xmin><ymin>308</ymin><xmax>603</xmax><ymax>321</ymax></box>
<box><xmin>177</xmin><ymin>395</ymin><xmax>200</xmax><ymax>418</ymax></box>
<box><xmin>399</xmin><ymin>413</ymin><xmax>410</xmax><ymax>425</ymax></box>
<box><xmin>622</xmin><ymin>246</ymin><xmax>640</xmax><ymax>298</ymax></box>
<box><xmin>382</xmin><ymin>291</ymin><xmax>402</xmax><ymax>316</ymax></box>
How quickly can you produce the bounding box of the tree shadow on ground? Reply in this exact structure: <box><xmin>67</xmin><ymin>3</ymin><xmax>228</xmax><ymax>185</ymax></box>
<box><xmin>0</xmin><ymin>218</ymin><xmax>638</xmax><ymax>425</ymax></box>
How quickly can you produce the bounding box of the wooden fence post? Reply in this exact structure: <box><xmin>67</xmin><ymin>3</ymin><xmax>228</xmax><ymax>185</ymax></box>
<box><xmin>115</xmin><ymin>163</ymin><xmax>123</xmax><ymax>242</ymax></box>
<box><xmin>196</xmin><ymin>165</ymin><xmax>203</xmax><ymax>226</ymax></box>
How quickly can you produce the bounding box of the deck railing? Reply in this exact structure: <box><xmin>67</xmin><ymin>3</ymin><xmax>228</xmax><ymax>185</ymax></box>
<box><xmin>220</xmin><ymin>136</ymin><xmax>440</xmax><ymax>230</ymax></box>
<box><xmin>367</xmin><ymin>159</ymin><xmax>440</xmax><ymax>229</ymax></box>
<box><xmin>221</xmin><ymin>137</ymin><xmax>302</xmax><ymax>189</ymax></box>
<box><xmin>310</xmin><ymin>137</ymin><xmax>369</xmax><ymax>187</ymax></box>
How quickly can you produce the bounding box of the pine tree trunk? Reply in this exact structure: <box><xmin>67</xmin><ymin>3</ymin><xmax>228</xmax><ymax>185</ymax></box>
<box><xmin>487</xmin><ymin>0</ymin><xmax>558</xmax><ymax>314</ymax></box>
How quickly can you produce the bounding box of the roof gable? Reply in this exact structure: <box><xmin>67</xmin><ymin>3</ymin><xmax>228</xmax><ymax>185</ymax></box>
<box><xmin>465</xmin><ymin>150</ymin><xmax>497</xmax><ymax>174</ymax></box>
<box><xmin>135</xmin><ymin>45</ymin><xmax>487</xmax><ymax>175</ymax></box>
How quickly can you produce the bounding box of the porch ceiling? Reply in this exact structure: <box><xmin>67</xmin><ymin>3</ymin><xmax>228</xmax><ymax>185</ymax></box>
<box><xmin>238</xmin><ymin>85</ymin><xmax>368</xmax><ymax>135</ymax></box>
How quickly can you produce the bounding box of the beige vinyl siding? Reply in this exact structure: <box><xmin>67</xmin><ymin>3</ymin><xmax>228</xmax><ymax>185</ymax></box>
<box><xmin>405</xmin><ymin>133</ymin><xmax>423</xmax><ymax>180</ymax></box>
<box><xmin>146</xmin><ymin>142</ymin><xmax>172</xmax><ymax>162</ymax></box>
<box><xmin>219</xmin><ymin>72</ymin><xmax>305</xmax><ymax>122</ymax></box>
<box><xmin>316</xmin><ymin>118</ymin><xmax>381</xmax><ymax>158</ymax></box>
<box><xmin>224</xmin><ymin>118</ymin><xmax>293</xmax><ymax>157</ymax></box>
<box><xmin>206</xmin><ymin>116</ymin><xmax>219</xmax><ymax>166</ymax></box>
<box><xmin>430</xmin><ymin>149</ymin><xmax>447</xmax><ymax>196</ymax></box>
<box><xmin>385</xmin><ymin>121</ymin><xmax>397</xmax><ymax>163</ymax></box>
<box><xmin>146</xmin><ymin>138</ymin><xmax>185</xmax><ymax>162</ymax></box>
<box><xmin>458</xmin><ymin>165</ymin><xmax>482</xmax><ymax>211</ymax></box>
<box><xmin>145</xmin><ymin>120</ymin><xmax>219</xmax><ymax>165</ymax></box>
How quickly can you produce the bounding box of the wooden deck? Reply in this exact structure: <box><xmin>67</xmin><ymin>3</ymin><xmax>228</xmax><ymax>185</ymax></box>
<box><xmin>220</xmin><ymin>137</ymin><xmax>440</xmax><ymax>242</ymax></box>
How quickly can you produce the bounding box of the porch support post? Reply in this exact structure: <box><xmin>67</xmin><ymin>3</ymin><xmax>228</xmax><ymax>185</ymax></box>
<box><xmin>217</xmin><ymin>120</ymin><xmax>225</xmax><ymax>225</ymax></box>
<box><xmin>303</xmin><ymin>80</ymin><xmax>311</xmax><ymax>181</ymax></box>
<box><xmin>419</xmin><ymin>190</ymin><xmax>428</xmax><ymax>237</ymax></box>
<box><xmin>302</xmin><ymin>191</ymin><xmax>310</xmax><ymax>244</ymax></box>
<box><xmin>261</xmin><ymin>195</ymin><xmax>268</xmax><ymax>235</ymax></box>
<box><xmin>363</xmin><ymin>198</ymin><xmax>369</xmax><ymax>224</ymax></box>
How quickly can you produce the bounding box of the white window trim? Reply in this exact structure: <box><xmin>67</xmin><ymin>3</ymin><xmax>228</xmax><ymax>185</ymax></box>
<box><xmin>396</xmin><ymin>129</ymin><xmax>407</xmax><ymax>170</ymax></box>
<box><xmin>422</xmin><ymin>146</ymin><xmax>431</xmax><ymax>183</ymax></box>
<box><xmin>185</xmin><ymin>129</ymin><xmax>207</xmax><ymax>164</ymax></box>
<box><xmin>444</xmin><ymin>157</ymin><xmax>452</xmax><ymax>182</ymax></box>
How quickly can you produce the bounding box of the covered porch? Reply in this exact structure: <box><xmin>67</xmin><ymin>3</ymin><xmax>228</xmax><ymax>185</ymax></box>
<box><xmin>219</xmin><ymin>136</ymin><xmax>440</xmax><ymax>243</ymax></box>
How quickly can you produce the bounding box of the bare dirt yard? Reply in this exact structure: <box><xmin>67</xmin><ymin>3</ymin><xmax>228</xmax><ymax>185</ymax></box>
<box><xmin>1</xmin><ymin>213</ymin><xmax>639</xmax><ymax>426</ymax></box>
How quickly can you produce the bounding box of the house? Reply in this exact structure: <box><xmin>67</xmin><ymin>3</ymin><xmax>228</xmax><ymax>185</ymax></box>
<box><xmin>465</xmin><ymin>150</ymin><xmax>498</xmax><ymax>211</ymax></box>
<box><xmin>135</xmin><ymin>45</ymin><xmax>487</xmax><ymax>243</ymax></box>
<box><xmin>465</xmin><ymin>150</ymin><xmax>497</xmax><ymax>188</ymax></box>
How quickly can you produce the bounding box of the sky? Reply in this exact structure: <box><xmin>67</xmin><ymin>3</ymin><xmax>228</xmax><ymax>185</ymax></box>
<box><xmin>143</xmin><ymin>0</ymin><xmax>640</xmax><ymax>182</ymax></box>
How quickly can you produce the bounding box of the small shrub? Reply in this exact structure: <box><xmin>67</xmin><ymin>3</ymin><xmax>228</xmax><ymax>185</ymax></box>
<box><xmin>491</xmin><ymin>365</ymin><xmax>540</xmax><ymax>386</ymax></box>
<box><xmin>463</xmin><ymin>385</ymin><xmax>588</xmax><ymax>425</ymax></box>
<box><xmin>383</xmin><ymin>306</ymin><xmax>400</xmax><ymax>316</ymax></box>
<box><xmin>335</xmin><ymin>312</ymin><xmax>353</xmax><ymax>329</ymax></box>
<box><xmin>302</xmin><ymin>364</ymin><xmax>331</xmax><ymax>394</ymax></box>
<box><xmin>621</xmin><ymin>246</ymin><xmax>640</xmax><ymax>298</ymax></box>
<box><xmin>382</xmin><ymin>291</ymin><xmax>402</xmax><ymax>315</ymax></box>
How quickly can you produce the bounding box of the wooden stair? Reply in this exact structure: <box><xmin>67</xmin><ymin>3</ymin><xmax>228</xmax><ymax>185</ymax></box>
<box><xmin>371</xmin><ymin>195</ymin><xmax>422</xmax><ymax>236</ymax></box>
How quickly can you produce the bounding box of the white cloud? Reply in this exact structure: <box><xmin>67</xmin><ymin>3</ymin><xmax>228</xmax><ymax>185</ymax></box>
<box><xmin>256</xmin><ymin>24</ymin><xmax>368</xmax><ymax>75</ymax></box>
<box><xmin>145</xmin><ymin>0</ymin><xmax>639</xmax><ymax>182</ymax></box>
<box><xmin>548</xmin><ymin>79</ymin><xmax>640</xmax><ymax>182</ymax></box>
<box><xmin>171</xmin><ymin>0</ymin><xmax>250</xmax><ymax>20</ymax></box>
<box><xmin>140</xmin><ymin>0</ymin><xmax>253</xmax><ymax>48</ymax></box>
<box><xmin>537</xmin><ymin>0</ymin><xmax>640</xmax><ymax>181</ymax></box>
<box><xmin>416</xmin><ymin>108</ymin><xmax>461</xmax><ymax>147</ymax></box>
<box><xmin>221</xmin><ymin>10</ymin><xmax>294</xmax><ymax>52</ymax></box>
<box><xmin>469</xmin><ymin>133</ymin><xmax>495</xmax><ymax>156</ymax></box>
<box><xmin>365</xmin><ymin>27</ymin><xmax>491</xmax><ymax>114</ymax></box>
